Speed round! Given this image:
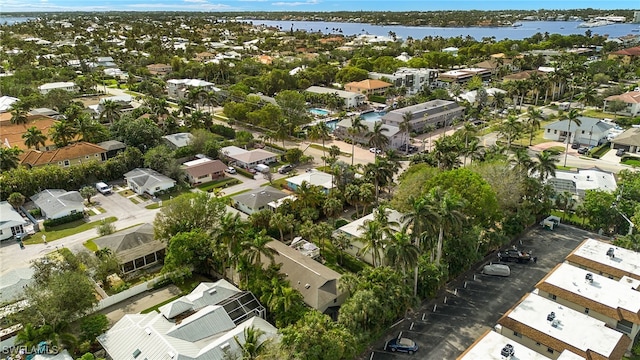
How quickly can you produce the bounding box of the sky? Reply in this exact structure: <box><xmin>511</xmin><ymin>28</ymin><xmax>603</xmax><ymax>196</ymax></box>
<box><xmin>0</xmin><ymin>0</ymin><xmax>638</xmax><ymax>13</ymax></box>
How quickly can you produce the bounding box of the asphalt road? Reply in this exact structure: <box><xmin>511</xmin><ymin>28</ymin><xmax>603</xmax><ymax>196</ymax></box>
<box><xmin>362</xmin><ymin>224</ymin><xmax>605</xmax><ymax>360</ymax></box>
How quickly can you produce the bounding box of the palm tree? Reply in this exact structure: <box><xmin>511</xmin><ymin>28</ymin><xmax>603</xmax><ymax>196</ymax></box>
<box><xmin>348</xmin><ymin>116</ymin><xmax>367</xmax><ymax>166</ymax></box>
<box><xmin>99</xmin><ymin>100</ymin><xmax>121</xmax><ymax>125</ymax></box>
<box><xmin>563</xmin><ymin>109</ymin><xmax>582</xmax><ymax>167</ymax></box>
<box><xmin>525</xmin><ymin>107</ymin><xmax>544</xmax><ymax>146</ymax></box>
<box><xmin>576</xmin><ymin>85</ymin><xmax>598</xmax><ymax>108</ymax></box>
<box><xmin>177</xmin><ymin>99</ymin><xmax>191</xmax><ymax>116</ymax></box>
<box><xmin>499</xmin><ymin>115</ymin><xmax>522</xmax><ymax>149</ymax></box>
<box><xmin>308</xmin><ymin>122</ymin><xmax>331</xmax><ymax>167</ymax></box>
<box><xmin>10</xmin><ymin>100</ymin><xmax>30</xmax><ymax>124</ymax></box>
<box><xmin>294</xmin><ymin>181</ymin><xmax>325</xmax><ymax>210</ymax></box>
<box><xmin>270</xmin><ymin>212</ymin><xmax>293</xmax><ymax>242</ymax></box>
<box><xmin>218</xmin><ymin>213</ymin><xmax>246</xmax><ymax>282</ymax></box>
<box><xmin>367</xmin><ymin>121</ymin><xmax>389</xmax><ymax>158</ymax></box>
<box><xmin>385</xmin><ymin>225</ymin><xmax>420</xmax><ymax>276</ymax></box>
<box><xmin>532</xmin><ymin>151</ymin><xmax>558</xmax><ymax>181</ymax></box>
<box><xmin>49</xmin><ymin>120</ymin><xmax>77</xmax><ymax>147</ymax></box>
<box><xmin>511</xmin><ymin>148</ymin><xmax>533</xmax><ymax>174</ymax></box>
<box><xmin>0</xmin><ymin>147</ymin><xmax>23</xmax><ymax>171</ymax></box>
<box><xmin>399</xmin><ymin>111</ymin><xmax>412</xmax><ymax>150</ymax></box>
<box><xmin>274</xmin><ymin>118</ymin><xmax>291</xmax><ymax>148</ymax></box>
<box><xmin>233</xmin><ymin>326</ymin><xmax>271</xmax><ymax>360</ymax></box>
<box><xmin>22</xmin><ymin>126</ymin><xmax>47</xmax><ymax>150</ymax></box>
<box><xmin>424</xmin><ymin>187</ymin><xmax>466</xmax><ymax>266</ymax></box>
<box><xmin>357</xmin><ymin>219</ymin><xmax>385</xmax><ymax>267</ymax></box>
<box><xmin>241</xmin><ymin>231</ymin><xmax>276</xmax><ymax>267</ymax></box>
<box><xmin>75</xmin><ymin>114</ymin><xmax>105</xmax><ymax>143</ymax></box>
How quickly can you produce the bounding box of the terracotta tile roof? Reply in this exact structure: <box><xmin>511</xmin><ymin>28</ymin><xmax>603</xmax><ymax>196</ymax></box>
<box><xmin>502</xmin><ymin>70</ymin><xmax>545</xmax><ymax>81</ymax></box>
<box><xmin>605</xmin><ymin>91</ymin><xmax>640</xmax><ymax>104</ymax></box>
<box><xmin>20</xmin><ymin>142</ymin><xmax>106</xmax><ymax>167</ymax></box>
<box><xmin>611</xmin><ymin>46</ymin><xmax>640</xmax><ymax>56</ymax></box>
<box><xmin>0</xmin><ymin>115</ymin><xmax>57</xmax><ymax>150</ymax></box>
<box><xmin>345</xmin><ymin>79</ymin><xmax>392</xmax><ymax>90</ymax></box>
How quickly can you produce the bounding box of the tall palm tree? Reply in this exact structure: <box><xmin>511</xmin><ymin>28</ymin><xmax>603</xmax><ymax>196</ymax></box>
<box><xmin>177</xmin><ymin>99</ymin><xmax>191</xmax><ymax>117</ymax></box>
<box><xmin>217</xmin><ymin>213</ymin><xmax>246</xmax><ymax>282</ymax></box>
<box><xmin>0</xmin><ymin>147</ymin><xmax>23</xmax><ymax>171</ymax></box>
<box><xmin>499</xmin><ymin>115</ymin><xmax>522</xmax><ymax>149</ymax></box>
<box><xmin>308</xmin><ymin>122</ymin><xmax>331</xmax><ymax>167</ymax></box>
<box><xmin>357</xmin><ymin>219</ymin><xmax>385</xmax><ymax>267</ymax></box>
<box><xmin>233</xmin><ymin>326</ymin><xmax>271</xmax><ymax>360</ymax></box>
<box><xmin>348</xmin><ymin>116</ymin><xmax>367</xmax><ymax>166</ymax></box>
<box><xmin>22</xmin><ymin>126</ymin><xmax>47</xmax><ymax>150</ymax></box>
<box><xmin>241</xmin><ymin>231</ymin><xmax>276</xmax><ymax>267</ymax></box>
<box><xmin>367</xmin><ymin>121</ymin><xmax>389</xmax><ymax>158</ymax></box>
<box><xmin>525</xmin><ymin>106</ymin><xmax>544</xmax><ymax>146</ymax></box>
<box><xmin>10</xmin><ymin>100</ymin><xmax>30</xmax><ymax>124</ymax></box>
<box><xmin>511</xmin><ymin>148</ymin><xmax>533</xmax><ymax>174</ymax></box>
<box><xmin>563</xmin><ymin>109</ymin><xmax>582</xmax><ymax>167</ymax></box>
<box><xmin>294</xmin><ymin>181</ymin><xmax>325</xmax><ymax>210</ymax></box>
<box><xmin>75</xmin><ymin>114</ymin><xmax>106</xmax><ymax>143</ymax></box>
<box><xmin>385</xmin><ymin>225</ymin><xmax>420</xmax><ymax>276</ymax></box>
<box><xmin>399</xmin><ymin>111</ymin><xmax>412</xmax><ymax>149</ymax></box>
<box><xmin>576</xmin><ymin>85</ymin><xmax>598</xmax><ymax>108</ymax></box>
<box><xmin>424</xmin><ymin>187</ymin><xmax>466</xmax><ymax>266</ymax></box>
<box><xmin>99</xmin><ymin>100</ymin><xmax>121</xmax><ymax>125</ymax></box>
<box><xmin>270</xmin><ymin>212</ymin><xmax>293</xmax><ymax>242</ymax></box>
<box><xmin>532</xmin><ymin>151</ymin><xmax>558</xmax><ymax>181</ymax></box>
<box><xmin>49</xmin><ymin>120</ymin><xmax>77</xmax><ymax>147</ymax></box>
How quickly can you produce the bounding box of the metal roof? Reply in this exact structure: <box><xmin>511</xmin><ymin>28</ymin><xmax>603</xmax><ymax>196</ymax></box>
<box><xmin>30</xmin><ymin>189</ymin><xmax>84</xmax><ymax>217</ymax></box>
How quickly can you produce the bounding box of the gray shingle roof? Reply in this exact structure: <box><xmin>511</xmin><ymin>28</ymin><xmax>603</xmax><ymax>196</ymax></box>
<box><xmin>30</xmin><ymin>189</ymin><xmax>84</xmax><ymax>217</ymax></box>
<box><xmin>382</xmin><ymin>99</ymin><xmax>461</xmax><ymax>123</ymax></box>
<box><xmin>611</xmin><ymin>128</ymin><xmax>640</xmax><ymax>147</ymax></box>
<box><xmin>124</xmin><ymin>168</ymin><xmax>176</xmax><ymax>191</ymax></box>
<box><xmin>544</xmin><ymin>117</ymin><xmax>613</xmax><ymax>132</ymax></box>
<box><xmin>232</xmin><ymin>186</ymin><xmax>287</xmax><ymax>210</ymax></box>
<box><xmin>163</xmin><ymin>132</ymin><xmax>193</xmax><ymax>148</ymax></box>
<box><xmin>93</xmin><ymin>223</ymin><xmax>166</xmax><ymax>264</ymax></box>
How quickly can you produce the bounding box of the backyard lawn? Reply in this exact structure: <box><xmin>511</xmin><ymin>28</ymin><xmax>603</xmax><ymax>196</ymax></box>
<box><xmin>583</xmin><ymin>109</ymin><xmax>616</xmax><ymax>120</ymax></box>
<box><xmin>25</xmin><ymin>216</ymin><xmax>117</xmax><ymax>244</ymax></box>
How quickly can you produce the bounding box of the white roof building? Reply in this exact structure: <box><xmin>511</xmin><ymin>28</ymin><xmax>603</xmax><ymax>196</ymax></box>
<box><xmin>0</xmin><ymin>96</ymin><xmax>18</xmax><ymax>113</ymax></box>
<box><xmin>547</xmin><ymin>167</ymin><xmax>617</xmax><ymax>198</ymax></box>
<box><xmin>458</xmin><ymin>329</ymin><xmax>579</xmax><ymax>360</ymax></box>
<box><xmin>286</xmin><ymin>170</ymin><xmax>334</xmax><ymax>193</ymax></box>
<box><xmin>0</xmin><ymin>201</ymin><xmax>27</xmax><ymax>241</ymax></box>
<box><xmin>497</xmin><ymin>293</ymin><xmax>631</xmax><ymax>359</ymax></box>
<box><xmin>98</xmin><ymin>280</ymin><xmax>277</xmax><ymax>360</ymax></box>
<box><xmin>305</xmin><ymin>86</ymin><xmax>366</xmax><ymax>108</ymax></box>
<box><xmin>566</xmin><ymin>238</ymin><xmax>640</xmax><ymax>281</ymax></box>
<box><xmin>37</xmin><ymin>82</ymin><xmax>77</xmax><ymax>95</ymax></box>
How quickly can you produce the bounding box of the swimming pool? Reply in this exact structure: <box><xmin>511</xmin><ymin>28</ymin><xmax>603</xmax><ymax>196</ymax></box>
<box><xmin>309</xmin><ymin>108</ymin><xmax>330</xmax><ymax>116</ymax></box>
<box><xmin>360</xmin><ymin>111</ymin><xmax>386</xmax><ymax>122</ymax></box>
<box><xmin>325</xmin><ymin>119</ymin><xmax>339</xmax><ymax>130</ymax></box>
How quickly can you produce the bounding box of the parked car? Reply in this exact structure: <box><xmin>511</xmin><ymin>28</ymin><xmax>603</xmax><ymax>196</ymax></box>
<box><xmin>369</xmin><ymin>147</ymin><xmax>382</xmax><ymax>154</ymax></box>
<box><xmin>577</xmin><ymin>147</ymin><xmax>589</xmax><ymax>155</ymax></box>
<box><xmin>482</xmin><ymin>264</ymin><xmax>511</xmax><ymax>277</ymax></box>
<box><xmin>498</xmin><ymin>248</ymin><xmax>532</xmax><ymax>263</ymax></box>
<box><xmin>278</xmin><ymin>164</ymin><xmax>294</xmax><ymax>174</ymax></box>
<box><xmin>571</xmin><ymin>143</ymin><xmax>580</xmax><ymax>149</ymax></box>
<box><xmin>616</xmin><ymin>148</ymin><xmax>626</xmax><ymax>157</ymax></box>
<box><xmin>95</xmin><ymin>182</ymin><xmax>112</xmax><ymax>195</ymax></box>
<box><xmin>385</xmin><ymin>337</ymin><xmax>418</xmax><ymax>355</ymax></box>
<box><xmin>399</xmin><ymin>144</ymin><xmax>419</xmax><ymax>153</ymax></box>
<box><xmin>226</xmin><ymin>167</ymin><xmax>236</xmax><ymax>174</ymax></box>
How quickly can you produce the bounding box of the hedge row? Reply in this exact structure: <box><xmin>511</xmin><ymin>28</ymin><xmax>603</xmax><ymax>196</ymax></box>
<box><xmin>589</xmin><ymin>142</ymin><xmax>610</xmax><ymax>159</ymax></box>
<box><xmin>234</xmin><ymin>167</ymin><xmax>255</xmax><ymax>179</ymax></box>
<box><xmin>43</xmin><ymin>212</ymin><xmax>85</xmax><ymax>228</ymax></box>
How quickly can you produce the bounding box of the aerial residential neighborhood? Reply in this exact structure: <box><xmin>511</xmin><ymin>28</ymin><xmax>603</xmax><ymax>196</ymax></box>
<box><xmin>1</xmin><ymin>6</ymin><xmax>640</xmax><ymax>360</ymax></box>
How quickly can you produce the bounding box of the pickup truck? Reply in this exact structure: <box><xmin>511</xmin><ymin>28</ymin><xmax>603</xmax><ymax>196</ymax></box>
<box><xmin>498</xmin><ymin>248</ymin><xmax>532</xmax><ymax>263</ymax></box>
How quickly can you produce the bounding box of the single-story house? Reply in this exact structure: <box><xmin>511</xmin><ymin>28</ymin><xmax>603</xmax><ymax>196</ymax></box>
<box><xmin>146</xmin><ymin>63</ymin><xmax>172</xmax><ymax>75</ymax></box>
<box><xmin>263</xmin><ymin>240</ymin><xmax>347</xmax><ymax>315</ymax></box>
<box><xmin>0</xmin><ymin>267</ymin><xmax>33</xmax><ymax>305</ymax></box>
<box><xmin>220</xmin><ymin>146</ymin><xmax>277</xmax><ymax>169</ymax></box>
<box><xmin>182</xmin><ymin>158</ymin><xmax>227</xmax><ymax>185</ymax></box>
<box><xmin>124</xmin><ymin>168</ymin><xmax>176</xmax><ymax>196</ymax></box>
<box><xmin>610</xmin><ymin>127</ymin><xmax>640</xmax><ymax>153</ymax></box>
<box><xmin>305</xmin><ymin>86</ymin><xmax>366</xmax><ymax>109</ymax></box>
<box><xmin>344</xmin><ymin>79</ymin><xmax>392</xmax><ymax>96</ymax></box>
<box><xmin>93</xmin><ymin>223</ymin><xmax>166</xmax><ymax>274</ymax></box>
<box><xmin>20</xmin><ymin>142</ymin><xmax>107</xmax><ymax>168</ymax></box>
<box><xmin>604</xmin><ymin>91</ymin><xmax>640</xmax><ymax>117</ymax></box>
<box><xmin>333</xmin><ymin>119</ymin><xmax>404</xmax><ymax>149</ymax></box>
<box><xmin>98</xmin><ymin>280</ymin><xmax>277</xmax><ymax>360</ymax></box>
<box><xmin>543</xmin><ymin>117</ymin><xmax>613</xmax><ymax>146</ymax></box>
<box><xmin>162</xmin><ymin>132</ymin><xmax>193</xmax><ymax>149</ymax></box>
<box><xmin>286</xmin><ymin>170</ymin><xmax>334</xmax><ymax>194</ymax></box>
<box><xmin>547</xmin><ymin>167</ymin><xmax>617</xmax><ymax>199</ymax></box>
<box><xmin>232</xmin><ymin>186</ymin><xmax>288</xmax><ymax>215</ymax></box>
<box><xmin>37</xmin><ymin>81</ymin><xmax>77</xmax><ymax>95</ymax></box>
<box><xmin>381</xmin><ymin>100</ymin><xmax>465</xmax><ymax>133</ymax></box>
<box><xmin>0</xmin><ymin>95</ymin><xmax>18</xmax><ymax>113</ymax></box>
<box><xmin>96</xmin><ymin>140</ymin><xmax>126</xmax><ymax>159</ymax></box>
<box><xmin>0</xmin><ymin>201</ymin><xmax>27</xmax><ymax>241</ymax></box>
<box><xmin>30</xmin><ymin>189</ymin><xmax>84</xmax><ymax>220</ymax></box>
<box><xmin>333</xmin><ymin>208</ymin><xmax>405</xmax><ymax>266</ymax></box>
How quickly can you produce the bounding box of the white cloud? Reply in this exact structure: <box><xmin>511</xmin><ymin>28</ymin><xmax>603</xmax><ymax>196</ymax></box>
<box><xmin>238</xmin><ymin>0</ymin><xmax>268</xmax><ymax>2</ymax></box>
<box><xmin>272</xmin><ymin>0</ymin><xmax>318</xmax><ymax>6</ymax></box>
<box><xmin>184</xmin><ymin>0</ymin><xmax>207</xmax><ymax>3</ymax></box>
<box><xmin>125</xmin><ymin>2</ymin><xmax>233</xmax><ymax>10</ymax></box>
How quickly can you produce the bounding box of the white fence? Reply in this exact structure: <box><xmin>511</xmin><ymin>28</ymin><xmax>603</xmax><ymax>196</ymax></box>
<box><xmin>94</xmin><ymin>274</ymin><xmax>169</xmax><ymax>311</ymax></box>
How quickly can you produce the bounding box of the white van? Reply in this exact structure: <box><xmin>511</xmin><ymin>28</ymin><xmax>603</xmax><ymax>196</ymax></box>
<box><xmin>96</xmin><ymin>182</ymin><xmax>112</xmax><ymax>195</ymax></box>
<box><xmin>255</xmin><ymin>164</ymin><xmax>270</xmax><ymax>173</ymax></box>
<box><xmin>482</xmin><ymin>264</ymin><xmax>511</xmax><ymax>277</ymax></box>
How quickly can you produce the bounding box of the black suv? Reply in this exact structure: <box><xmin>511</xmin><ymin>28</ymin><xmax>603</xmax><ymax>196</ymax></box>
<box><xmin>278</xmin><ymin>164</ymin><xmax>294</xmax><ymax>174</ymax></box>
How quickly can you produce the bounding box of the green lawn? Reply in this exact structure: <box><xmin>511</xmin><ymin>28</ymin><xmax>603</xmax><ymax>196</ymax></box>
<box><xmin>141</xmin><ymin>295</ymin><xmax>182</xmax><ymax>314</ymax></box>
<box><xmin>118</xmin><ymin>189</ymin><xmax>135</xmax><ymax>197</ymax></box>
<box><xmin>555</xmin><ymin>165</ymin><xmax>574</xmax><ymax>171</ymax></box>
<box><xmin>550</xmin><ymin>210</ymin><xmax>588</xmax><ymax>226</ymax></box>
<box><xmin>196</xmin><ymin>177</ymin><xmax>241</xmax><ymax>192</ymax></box>
<box><xmin>84</xmin><ymin>239</ymin><xmax>98</xmax><ymax>251</ymax></box>
<box><xmin>621</xmin><ymin>157</ymin><xmax>640</xmax><ymax>167</ymax></box>
<box><xmin>267</xmin><ymin>177</ymin><xmax>289</xmax><ymax>190</ymax></box>
<box><xmin>130</xmin><ymin>197</ymin><xmax>140</xmax><ymax>204</ymax></box>
<box><xmin>583</xmin><ymin>109</ymin><xmax>616</xmax><ymax>120</ymax></box>
<box><xmin>308</xmin><ymin>144</ymin><xmax>351</xmax><ymax>157</ymax></box>
<box><xmin>25</xmin><ymin>216</ymin><xmax>117</xmax><ymax>244</ymax></box>
<box><xmin>221</xmin><ymin>189</ymin><xmax>251</xmax><ymax>199</ymax></box>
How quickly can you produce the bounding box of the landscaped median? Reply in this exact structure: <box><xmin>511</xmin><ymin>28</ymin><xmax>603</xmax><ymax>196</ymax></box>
<box><xmin>196</xmin><ymin>177</ymin><xmax>241</xmax><ymax>193</ymax></box>
<box><xmin>24</xmin><ymin>216</ymin><xmax>117</xmax><ymax>245</ymax></box>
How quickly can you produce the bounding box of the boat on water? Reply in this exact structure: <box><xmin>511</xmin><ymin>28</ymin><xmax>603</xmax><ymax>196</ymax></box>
<box><xmin>512</xmin><ymin>23</ymin><xmax>522</xmax><ymax>27</ymax></box>
<box><xmin>632</xmin><ymin>28</ymin><xmax>640</xmax><ymax>33</ymax></box>
<box><xmin>577</xmin><ymin>20</ymin><xmax>614</xmax><ymax>28</ymax></box>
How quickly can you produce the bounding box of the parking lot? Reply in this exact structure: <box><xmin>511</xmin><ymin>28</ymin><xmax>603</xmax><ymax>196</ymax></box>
<box><xmin>364</xmin><ymin>224</ymin><xmax>604</xmax><ymax>360</ymax></box>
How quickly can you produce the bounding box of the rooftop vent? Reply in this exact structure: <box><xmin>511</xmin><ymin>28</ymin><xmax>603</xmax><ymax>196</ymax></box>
<box><xmin>220</xmin><ymin>342</ymin><xmax>230</xmax><ymax>350</ymax></box>
<box><xmin>304</xmin><ymin>283</ymin><xmax>311</xmax><ymax>289</ymax></box>
<box><xmin>500</xmin><ymin>344</ymin><xmax>515</xmax><ymax>357</ymax></box>
<box><xmin>551</xmin><ymin>319</ymin><xmax>559</xmax><ymax>328</ymax></box>
<box><xmin>585</xmin><ymin>273</ymin><xmax>594</xmax><ymax>283</ymax></box>
<box><xmin>168</xmin><ymin>352</ymin><xmax>176</xmax><ymax>359</ymax></box>
<box><xmin>133</xmin><ymin>349</ymin><xmax>141</xmax><ymax>358</ymax></box>
<box><xmin>547</xmin><ymin>312</ymin><xmax>556</xmax><ymax>322</ymax></box>
<box><xmin>207</xmin><ymin>288</ymin><xmax>217</xmax><ymax>295</ymax></box>
<box><xmin>606</xmin><ymin>247</ymin><xmax>615</xmax><ymax>258</ymax></box>
<box><xmin>144</xmin><ymin>327</ymin><xmax>152</xmax><ymax>335</ymax></box>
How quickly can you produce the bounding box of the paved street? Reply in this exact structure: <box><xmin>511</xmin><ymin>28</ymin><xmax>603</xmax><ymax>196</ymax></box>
<box><xmin>362</xmin><ymin>225</ymin><xmax>606</xmax><ymax>360</ymax></box>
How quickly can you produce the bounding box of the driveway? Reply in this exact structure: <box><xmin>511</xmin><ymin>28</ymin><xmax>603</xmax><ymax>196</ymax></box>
<box><xmin>91</xmin><ymin>185</ymin><xmax>144</xmax><ymax>219</ymax></box>
<box><xmin>101</xmin><ymin>284</ymin><xmax>182</xmax><ymax>324</ymax></box>
<box><xmin>362</xmin><ymin>225</ymin><xmax>605</xmax><ymax>360</ymax></box>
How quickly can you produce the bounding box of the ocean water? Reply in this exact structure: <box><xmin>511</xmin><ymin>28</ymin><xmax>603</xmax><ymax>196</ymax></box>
<box><xmin>0</xmin><ymin>17</ymin><xmax>33</xmax><ymax>25</ymax></box>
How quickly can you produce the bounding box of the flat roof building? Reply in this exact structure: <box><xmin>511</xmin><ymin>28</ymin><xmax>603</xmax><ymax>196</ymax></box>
<box><xmin>381</xmin><ymin>99</ymin><xmax>464</xmax><ymax>132</ymax></box>
<box><xmin>565</xmin><ymin>238</ymin><xmax>640</xmax><ymax>281</ymax></box>
<box><xmin>496</xmin><ymin>293</ymin><xmax>631</xmax><ymax>360</ymax></box>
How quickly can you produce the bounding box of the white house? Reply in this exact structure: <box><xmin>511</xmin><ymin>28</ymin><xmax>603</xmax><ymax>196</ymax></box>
<box><xmin>382</xmin><ymin>100</ymin><xmax>465</xmax><ymax>133</ymax></box>
<box><xmin>0</xmin><ymin>96</ymin><xmax>18</xmax><ymax>113</ymax></box>
<box><xmin>166</xmin><ymin>78</ymin><xmax>220</xmax><ymax>100</ymax></box>
<box><xmin>182</xmin><ymin>158</ymin><xmax>227</xmax><ymax>185</ymax></box>
<box><xmin>458</xmin><ymin>329</ymin><xmax>574</xmax><ymax>360</ymax></box>
<box><xmin>547</xmin><ymin>167</ymin><xmax>617</xmax><ymax>199</ymax></box>
<box><xmin>0</xmin><ymin>201</ymin><xmax>27</xmax><ymax>241</ymax></box>
<box><xmin>286</xmin><ymin>170</ymin><xmax>335</xmax><ymax>194</ymax></box>
<box><xmin>604</xmin><ymin>91</ymin><xmax>640</xmax><ymax>117</ymax></box>
<box><xmin>98</xmin><ymin>280</ymin><xmax>277</xmax><ymax>360</ymax></box>
<box><xmin>305</xmin><ymin>86</ymin><xmax>366</xmax><ymax>109</ymax></box>
<box><xmin>30</xmin><ymin>189</ymin><xmax>84</xmax><ymax>220</ymax></box>
<box><xmin>232</xmin><ymin>186</ymin><xmax>288</xmax><ymax>215</ymax></box>
<box><xmin>37</xmin><ymin>81</ymin><xmax>77</xmax><ymax>95</ymax></box>
<box><xmin>334</xmin><ymin>119</ymin><xmax>404</xmax><ymax>149</ymax></box>
<box><xmin>442</xmin><ymin>46</ymin><xmax>459</xmax><ymax>56</ymax></box>
<box><xmin>543</xmin><ymin>117</ymin><xmax>613</xmax><ymax>146</ymax></box>
<box><xmin>220</xmin><ymin>146</ymin><xmax>278</xmax><ymax>169</ymax></box>
<box><xmin>369</xmin><ymin>67</ymin><xmax>439</xmax><ymax>95</ymax></box>
<box><xmin>124</xmin><ymin>168</ymin><xmax>176</xmax><ymax>196</ymax></box>
<box><xmin>334</xmin><ymin>208</ymin><xmax>405</xmax><ymax>266</ymax></box>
